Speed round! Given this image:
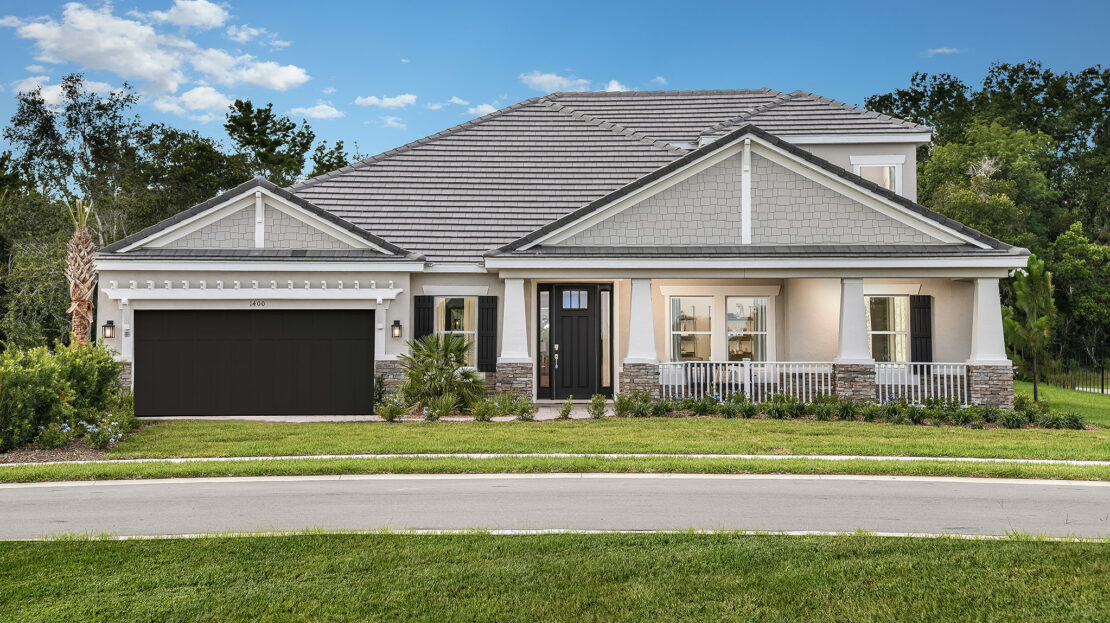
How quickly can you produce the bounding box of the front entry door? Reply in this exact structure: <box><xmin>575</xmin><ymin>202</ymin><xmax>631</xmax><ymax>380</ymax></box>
<box><xmin>551</xmin><ymin>284</ymin><xmax>599</xmax><ymax>399</ymax></box>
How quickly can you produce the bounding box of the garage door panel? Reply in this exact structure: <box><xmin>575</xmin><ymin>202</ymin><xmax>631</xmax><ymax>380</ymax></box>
<box><xmin>135</xmin><ymin>310</ymin><xmax>374</xmax><ymax>416</ymax></box>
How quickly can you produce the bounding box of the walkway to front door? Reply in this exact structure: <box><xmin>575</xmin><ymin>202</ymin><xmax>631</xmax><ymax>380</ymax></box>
<box><xmin>537</xmin><ymin>283</ymin><xmax>613</xmax><ymax>400</ymax></box>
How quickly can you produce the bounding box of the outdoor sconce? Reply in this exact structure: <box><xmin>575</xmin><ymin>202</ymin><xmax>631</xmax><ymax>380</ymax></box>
<box><xmin>391</xmin><ymin>319</ymin><xmax>403</xmax><ymax>338</ymax></box>
<box><xmin>102</xmin><ymin>320</ymin><xmax>116</xmax><ymax>339</ymax></box>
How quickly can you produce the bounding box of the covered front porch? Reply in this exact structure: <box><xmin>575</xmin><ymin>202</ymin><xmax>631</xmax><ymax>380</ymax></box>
<box><xmin>493</xmin><ymin>274</ymin><xmax>1014</xmax><ymax>408</ymax></box>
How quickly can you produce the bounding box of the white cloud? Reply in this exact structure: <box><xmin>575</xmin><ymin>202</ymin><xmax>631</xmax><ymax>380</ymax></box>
<box><xmin>519</xmin><ymin>70</ymin><xmax>590</xmax><ymax>92</ymax></box>
<box><xmin>190</xmin><ymin>49</ymin><xmax>310</xmax><ymax>90</ymax></box>
<box><xmin>425</xmin><ymin>102</ymin><xmax>444</xmax><ymax>110</ymax></box>
<box><xmin>291</xmin><ymin>101</ymin><xmax>344</xmax><ymax>119</ymax></box>
<box><xmin>25</xmin><ymin>64</ymin><xmax>47</xmax><ymax>73</ymax></box>
<box><xmin>149</xmin><ymin>0</ymin><xmax>228</xmax><ymax>29</ymax></box>
<box><xmin>380</xmin><ymin>115</ymin><xmax>405</xmax><ymax>129</ymax></box>
<box><xmin>3</xmin><ymin>3</ymin><xmax>308</xmax><ymax>94</ymax></box>
<box><xmin>400</xmin><ymin>58</ymin><xmax>409</xmax><ymax>63</ymax></box>
<box><xmin>468</xmin><ymin>103</ymin><xmax>496</xmax><ymax>116</ymax></box>
<box><xmin>925</xmin><ymin>47</ymin><xmax>962</xmax><ymax>56</ymax></box>
<box><xmin>268</xmin><ymin>39</ymin><xmax>290</xmax><ymax>48</ymax></box>
<box><xmin>13</xmin><ymin>74</ymin><xmax>116</xmax><ymax>106</ymax></box>
<box><xmin>651</xmin><ymin>76</ymin><xmax>667</xmax><ymax>85</ymax></box>
<box><xmin>226</xmin><ymin>24</ymin><xmax>263</xmax><ymax>43</ymax></box>
<box><xmin>153</xmin><ymin>85</ymin><xmax>232</xmax><ymax>122</ymax></box>
<box><xmin>354</xmin><ymin>93</ymin><xmax>417</xmax><ymax>108</ymax></box>
<box><xmin>0</xmin><ymin>16</ymin><xmax>23</xmax><ymax>27</ymax></box>
<box><xmin>448</xmin><ymin>96</ymin><xmax>468</xmax><ymax>106</ymax></box>
<box><xmin>604</xmin><ymin>79</ymin><xmax>630</xmax><ymax>92</ymax></box>
<box><xmin>322</xmin><ymin>87</ymin><xmax>335</xmax><ymax>94</ymax></box>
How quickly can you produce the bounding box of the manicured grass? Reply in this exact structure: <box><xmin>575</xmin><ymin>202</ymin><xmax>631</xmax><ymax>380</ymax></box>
<box><xmin>1016</xmin><ymin>381</ymin><xmax>1110</xmax><ymax>427</ymax></box>
<box><xmin>107</xmin><ymin>417</ymin><xmax>1110</xmax><ymax>461</ymax></box>
<box><xmin>2</xmin><ymin>533</ymin><xmax>1107</xmax><ymax>622</ymax></box>
<box><xmin>2</xmin><ymin>455</ymin><xmax>1109</xmax><ymax>483</ymax></box>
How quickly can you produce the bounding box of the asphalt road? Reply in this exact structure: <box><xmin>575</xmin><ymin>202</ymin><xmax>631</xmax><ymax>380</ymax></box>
<box><xmin>3</xmin><ymin>474</ymin><xmax>1109</xmax><ymax>539</ymax></box>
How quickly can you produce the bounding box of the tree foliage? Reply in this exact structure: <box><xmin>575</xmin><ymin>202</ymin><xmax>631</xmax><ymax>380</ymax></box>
<box><xmin>224</xmin><ymin>100</ymin><xmax>315</xmax><ymax>186</ymax></box>
<box><xmin>1003</xmin><ymin>255</ymin><xmax>1056</xmax><ymax>400</ymax></box>
<box><xmin>309</xmin><ymin>140</ymin><xmax>351</xmax><ymax>178</ymax></box>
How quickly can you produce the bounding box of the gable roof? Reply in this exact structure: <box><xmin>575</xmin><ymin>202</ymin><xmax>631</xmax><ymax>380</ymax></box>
<box><xmin>489</xmin><ymin>124</ymin><xmax>1023</xmax><ymax>258</ymax></box>
<box><xmin>289</xmin><ymin>89</ymin><xmax>935</xmax><ymax>262</ymax></box>
<box><xmin>99</xmin><ymin>177</ymin><xmax>420</xmax><ymax>260</ymax></box>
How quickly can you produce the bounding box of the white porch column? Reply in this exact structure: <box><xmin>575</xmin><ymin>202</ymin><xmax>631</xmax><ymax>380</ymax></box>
<box><xmin>498</xmin><ymin>278</ymin><xmax>531</xmax><ymax>363</ymax></box>
<box><xmin>624</xmin><ymin>278</ymin><xmax>658</xmax><ymax>364</ymax></box>
<box><xmin>835</xmin><ymin>278</ymin><xmax>874</xmax><ymax>364</ymax></box>
<box><xmin>967</xmin><ymin>277</ymin><xmax>1010</xmax><ymax>365</ymax></box>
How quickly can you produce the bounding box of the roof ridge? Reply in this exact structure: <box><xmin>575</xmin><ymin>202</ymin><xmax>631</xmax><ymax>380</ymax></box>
<box><xmin>785</xmin><ymin>90</ymin><xmax>932</xmax><ymax>132</ymax></box>
<box><xmin>548</xmin><ymin>88</ymin><xmax>780</xmax><ymax>98</ymax></box>
<box><xmin>699</xmin><ymin>91</ymin><xmax>801</xmax><ymax>137</ymax></box>
<box><xmin>290</xmin><ymin>97</ymin><xmax>545</xmax><ymax>191</ymax></box>
<box><xmin>537</xmin><ymin>97</ymin><xmax>687</xmax><ymax>154</ymax></box>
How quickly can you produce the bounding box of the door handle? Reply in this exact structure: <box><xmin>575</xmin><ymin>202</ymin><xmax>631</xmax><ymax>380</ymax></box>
<box><xmin>554</xmin><ymin>353</ymin><xmax>559</xmax><ymax>369</ymax></box>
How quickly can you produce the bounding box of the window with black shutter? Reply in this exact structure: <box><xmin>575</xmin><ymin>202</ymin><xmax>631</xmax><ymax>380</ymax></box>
<box><xmin>909</xmin><ymin>295</ymin><xmax>933</xmax><ymax>362</ymax></box>
<box><xmin>413</xmin><ymin>295</ymin><xmax>434</xmax><ymax>340</ymax></box>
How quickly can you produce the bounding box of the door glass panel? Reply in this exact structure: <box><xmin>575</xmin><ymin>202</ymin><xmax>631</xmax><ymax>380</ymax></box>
<box><xmin>600</xmin><ymin>290</ymin><xmax>611</xmax><ymax>387</ymax></box>
<box><xmin>539</xmin><ymin>290</ymin><xmax>550</xmax><ymax>389</ymax></box>
<box><xmin>561</xmin><ymin>290</ymin><xmax>589</xmax><ymax>310</ymax></box>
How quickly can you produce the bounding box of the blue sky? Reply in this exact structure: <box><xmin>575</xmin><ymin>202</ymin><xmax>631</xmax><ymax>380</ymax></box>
<box><xmin>1</xmin><ymin>0</ymin><xmax>1107</xmax><ymax>158</ymax></box>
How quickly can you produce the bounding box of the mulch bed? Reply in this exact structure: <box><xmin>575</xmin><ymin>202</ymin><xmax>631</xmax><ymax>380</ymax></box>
<box><xmin>0</xmin><ymin>439</ymin><xmax>106</xmax><ymax>464</ymax></box>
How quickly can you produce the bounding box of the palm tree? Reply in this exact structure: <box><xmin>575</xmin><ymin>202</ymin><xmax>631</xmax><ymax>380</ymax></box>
<box><xmin>64</xmin><ymin>199</ymin><xmax>97</xmax><ymax>344</ymax></box>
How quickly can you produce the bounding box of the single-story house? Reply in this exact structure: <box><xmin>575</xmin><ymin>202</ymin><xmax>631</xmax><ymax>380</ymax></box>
<box><xmin>95</xmin><ymin>89</ymin><xmax>1026</xmax><ymax>416</ymax></box>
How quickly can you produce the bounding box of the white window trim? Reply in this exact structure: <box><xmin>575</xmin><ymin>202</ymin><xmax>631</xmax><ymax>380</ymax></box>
<box><xmin>851</xmin><ymin>155</ymin><xmax>905</xmax><ymax>196</ymax></box>
<box><xmin>434</xmin><ymin>295</ymin><xmax>479</xmax><ymax>367</ymax></box>
<box><xmin>661</xmin><ymin>286</ymin><xmax>779</xmax><ymax>362</ymax></box>
<box><xmin>725</xmin><ymin>296</ymin><xmax>771</xmax><ymax>362</ymax></box>
<box><xmin>865</xmin><ymin>294</ymin><xmax>910</xmax><ymax>363</ymax></box>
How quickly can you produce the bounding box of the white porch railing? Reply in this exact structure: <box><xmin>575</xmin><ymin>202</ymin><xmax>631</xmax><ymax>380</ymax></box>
<box><xmin>659</xmin><ymin>361</ymin><xmax>834</xmax><ymax>403</ymax></box>
<box><xmin>876</xmin><ymin>362</ymin><xmax>969</xmax><ymax>405</ymax></box>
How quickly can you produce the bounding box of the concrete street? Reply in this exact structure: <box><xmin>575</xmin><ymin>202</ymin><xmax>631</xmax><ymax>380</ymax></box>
<box><xmin>3</xmin><ymin>474</ymin><xmax>1108</xmax><ymax>539</ymax></box>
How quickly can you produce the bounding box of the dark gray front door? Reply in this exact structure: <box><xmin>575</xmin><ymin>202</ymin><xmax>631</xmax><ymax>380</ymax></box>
<box><xmin>134</xmin><ymin>309</ymin><xmax>374</xmax><ymax>416</ymax></box>
<box><xmin>551</xmin><ymin>285</ymin><xmax>599</xmax><ymax>400</ymax></box>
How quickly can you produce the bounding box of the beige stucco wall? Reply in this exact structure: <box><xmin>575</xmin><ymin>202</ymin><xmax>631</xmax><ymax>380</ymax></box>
<box><xmin>795</xmin><ymin>142</ymin><xmax>920</xmax><ymax>202</ymax></box>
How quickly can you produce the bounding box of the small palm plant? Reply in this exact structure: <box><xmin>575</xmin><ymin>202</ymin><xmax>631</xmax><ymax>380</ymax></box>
<box><xmin>398</xmin><ymin>333</ymin><xmax>485</xmax><ymax>411</ymax></box>
<box><xmin>64</xmin><ymin>199</ymin><xmax>97</xmax><ymax>344</ymax></box>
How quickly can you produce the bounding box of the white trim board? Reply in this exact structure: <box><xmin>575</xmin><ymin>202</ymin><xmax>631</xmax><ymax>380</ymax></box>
<box><xmin>96</xmin><ymin>260</ymin><xmax>425</xmax><ymax>273</ymax></box>
<box><xmin>485</xmin><ymin>255</ymin><xmax>1028</xmax><ymax>270</ymax></box>
<box><xmin>863</xmin><ymin>283</ymin><xmax>921</xmax><ymax>296</ymax></box>
<box><xmin>421</xmin><ymin>285</ymin><xmax>490</xmax><ymax>296</ymax></box>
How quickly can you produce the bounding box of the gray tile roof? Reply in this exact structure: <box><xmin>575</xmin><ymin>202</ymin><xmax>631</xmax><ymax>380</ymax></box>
<box><xmin>504</xmin><ymin>244</ymin><xmax>1025</xmax><ymax>258</ymax></box>
<box><xmin>290</xmin><ymin>89</ymin><xmax>936</xmax><ymax>262</ymax></box>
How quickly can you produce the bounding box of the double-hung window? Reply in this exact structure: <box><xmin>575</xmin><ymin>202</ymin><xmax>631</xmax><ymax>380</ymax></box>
<box><xmin>434</xmin><ymin>296</ymin><xmax>477</xmax><ymax>367</ymax></box>
<box><xmin>669</xmin><ymin>297</ymin><xmax>712</xmax><ymax>361</ymax></box>
<box><xmin>726</xmin><ymin>297</ymin><xmax>768</xmax><ymax>361</ymax></box>
<box><xmin>865</xmin><ymin>295</ymin><xmax>909</xmax><ymax>362</ymax></box>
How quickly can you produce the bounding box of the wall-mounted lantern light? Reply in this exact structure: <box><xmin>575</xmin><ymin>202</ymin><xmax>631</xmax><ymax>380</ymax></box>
<box><xmin>102</xmin><ymin>320</ymin><xmax>116</xmax><ymax>339</ymax></box>
<box><xmin>391</xmin><ymin>319</ymin><xmax>403</xmax><ymax>338</ymax></box>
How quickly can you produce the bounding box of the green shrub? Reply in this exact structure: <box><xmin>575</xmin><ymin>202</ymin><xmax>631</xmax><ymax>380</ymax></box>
<box><xmin>517</xmin><ymin>400</ymin><xmax>536</xmax><ymax>421</ymax></box>
<box><xmin>79</xmin><ymin>410</ymin><xmax>129</xmax><ymax>449</ymax></box>
<box><xmin>998</xmin><ymin>409</ymin><xmax>1027</xmax><ymax>429</ymax></box>
<box><xmin>631</xmin><ymin>401</ymin><xmax>652</xmax><ymax>418</ymax></box>
<box><xmin>559</xmin><ymin>396</ymin><xmax>574</xmax><ymax>420</ymax></box>
<box><xmin>950</xmin><ymin>407</ymin><xmax>976</xmax><ymax>426</ymax></box>
<box><xmin>880</xmin><ymin>400</ymin><xmax>905</xmax><ymax>421</ymax></box>
<box><xmin>1013</xmin><ymin>393</ymin><xmax>1033</xmax><ymax>412</ymax></box>
<box><xmin>612</xmin><ymin>393</ymin><xmax>635</xmax><ymax>418</ymax></box>
<box><xmin>53</xmin><ymin>341</ymin><xmax>121</xmax><ymax>412</ymax></box>
<box><xmin>399</xmin><ymin>334</ymin><xmax>485</xmax><ymax>410</ymax></box>
<box><xmin>424</xmin><ymin>393</ymin><xmax>457</xmax><ymax>421</ymax></box>
<box><xmin>979</xmin><ymin>405</ymin><xmax>1001</xmax><ymax>424</ymax></box>
<box><xmin>718</xmin><ymin>402</ymin><xmax>740</xmax><ymax>419</ymax></box>
<box><xmin>765</xmin><ymin>402</ymin><xmax>789</xmax><ymax>419</ymax></box>
<box><xmin>691</xmin><ymin>396</ymin><xmax>717</xmax><ymax>416</ymax></box>
<box><xmin>676</xmin><ymin>397</ymin><xmax>695</xmax><ymax>411</ymax></box>
<box><xmin>650</xmin><ymin>400</ymin><xmax>672</xmax><ymax>417</ymax></box>
<box><xmin>587</xmin><ymin>394</ymin><xmax>607</xmax><ymax>419</ymax></box>
<box><xmin>373</xmin><ymin>374</ymin><xmax>386</xmax><ymax>406</ymax></box>
<box><xmin>470</xmin><ymin>398</ymin><xmax>495</xmax><ymax>422</ymax></box>
<box><xmin>1061</xmin><ymin>412</ymin><xmax>1085</xmax><ymax>430</ymax></box>
<box><xmin>0</xmin><ymin>346</ymin><xmax>66</xmax><ymax>451</ymax></box>
<box><xmin>1037</xmin><ymin>411</ymin><xmax>1085</xmax><ymax>430</ymax></box>
<box><xmin>813</xmin><ymin>403</ymin><xmax>834</xmax><ymax>421</ymax></box>
<box><xmin>861</xmin><ymin>404</ymin><xmax>885</xmax><ymax>423</ymax></box>
<box><xmin>905</xmin><ymin>405</ymin><xmax>928</xmax><ymax>425</ymax></box>
<box><xmin>739</xmin><ymin>401</ymin><xmax>758</xmax><ymax>419</ymax></box>
<box><xmin>928</xmin><ymin>408</ymin><xmax>946</xmax><ymax>426</ymax></box>
<box><xmin>836</xmin><ymin>401</ymin><xmax>860</xmax><ymax>421</ymax></box>
<box><xmin>786</xmin><ymin>399</ymin><xmax>806</xmax><ymax>419</ymax></box>
<box><xmin>377</xmin><ymin>393</ymin><xmax>407</xmax><ymax>422</ymax></box>
<box><xmin>33</xmin><ymin>419</ymin><xmax>77</xmax><ymax>449</ymax></box>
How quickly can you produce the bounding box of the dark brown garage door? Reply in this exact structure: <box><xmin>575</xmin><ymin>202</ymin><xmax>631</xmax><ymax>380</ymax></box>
<box><xmin>135</xmin><ymin>310</ymin><xmax>374</xmax><ymax>416</ymax></box>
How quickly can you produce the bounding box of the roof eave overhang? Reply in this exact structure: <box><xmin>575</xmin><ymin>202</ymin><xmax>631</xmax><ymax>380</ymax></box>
<box><xmin>484</xmin><ymin>254</ymin><xmax>1030</xmax><ymax>270</ymax></box>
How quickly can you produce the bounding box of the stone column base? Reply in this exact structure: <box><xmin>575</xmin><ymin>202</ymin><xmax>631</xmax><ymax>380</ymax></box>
<box><xmin>619</xmin><ymin>362</ymin><xmax>660</xmax><ymax>399</ymax></box>
<box><xmin>968</xmin><ymin>364</ymin><xmax>1014</xmax><ymax>409</ymax></box>
<box><xmin>119</xmin><ymin>361</ymin><xmax>133</xmax><ymax>391</ymax></box>
<box><xmin>491</xmin><ymin>362</ymin><xmax>534</xmax><ymax>400</ymax></box>
<box><xmin>374</xmin><ymin>359</ymin><xmax>405</xmax><ymax>393</ymax></box>
<box><xmin>833</xmin><ymin>363</ymin><xmax>877</xmax><ymax>403</ymax></box>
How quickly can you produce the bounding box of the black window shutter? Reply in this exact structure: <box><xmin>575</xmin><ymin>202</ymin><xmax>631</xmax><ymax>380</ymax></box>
<box><xmin>413</xmin><ymin>295</ymin><xmax>434</xmax><ymax>341</ymax></box>
<box><xmin>909</xmin><ymin>295</ymin><xmax>933</xmax><ymax>362</ymax></box>
<box><xmin>477</xmin><ymin>296</ymin><xmax>498</xmax><ymax>372</ymax></box>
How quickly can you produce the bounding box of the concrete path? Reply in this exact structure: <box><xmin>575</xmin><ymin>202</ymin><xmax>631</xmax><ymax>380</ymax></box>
<box><xmin>3</xmin><ymin>474</ymin><xmax>1109</xmax><ymax>539</ymax></box>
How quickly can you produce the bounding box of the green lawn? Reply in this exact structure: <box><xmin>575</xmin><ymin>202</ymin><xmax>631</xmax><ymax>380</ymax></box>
<box><xmin>107</xmin><ymin>416</ymin><xmax>1110</xmax><ymax>461</ymax></box>
<box><xmin>1</xmin><ymin>533</ymin><xmax>1106</xmax><ymax>622</ymax></box>
<box><xmin>1016</xmin><ymin>381</ymin><xmax>1110</xmax><ymax>427</ymax></box>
